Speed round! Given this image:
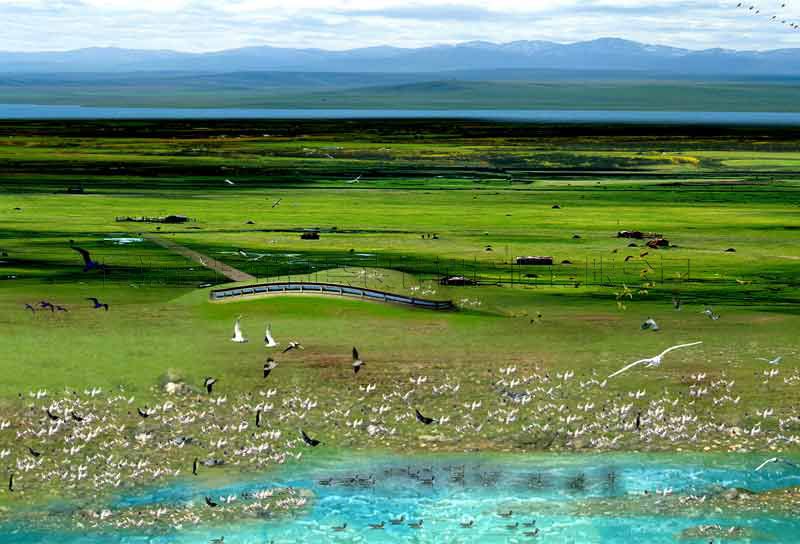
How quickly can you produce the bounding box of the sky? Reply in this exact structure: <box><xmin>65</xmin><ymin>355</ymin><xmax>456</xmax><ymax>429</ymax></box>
<box><xmin>1</xmin><ymin>0</ymin><xmax>799</xmax><ymax>52</ymax></box>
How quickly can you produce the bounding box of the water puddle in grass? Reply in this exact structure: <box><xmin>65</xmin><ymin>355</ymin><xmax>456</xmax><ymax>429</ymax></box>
<box><xmin>4</xmin><ymin>452</ymin><xmax>800</xmax><ymax>543</ymax></box>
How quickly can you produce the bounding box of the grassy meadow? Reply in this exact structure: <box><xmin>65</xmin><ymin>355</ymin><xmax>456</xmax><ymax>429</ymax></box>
<box><xmin>1</xmin><ymin>120</ymin><xmax>800</xmax><ymax>511</ymax></box>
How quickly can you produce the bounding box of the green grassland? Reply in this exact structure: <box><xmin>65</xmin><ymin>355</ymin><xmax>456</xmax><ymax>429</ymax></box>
<box><xmin>1</xmin><ymin>120</ymin><xmax>800</xmax><ymax>509</ymax></box>
<box><xmin>2</xmin><ymin>75</ymin><xmax>800</xmax><ymax>111</ymax></box>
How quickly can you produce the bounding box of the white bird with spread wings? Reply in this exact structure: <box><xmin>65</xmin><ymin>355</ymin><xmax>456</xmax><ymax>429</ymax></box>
<box><xmin>231</xmin><ymin>315</ymin><xmax>248</xmax><ymax>343</ymax></box>
<box><xmin>608</xmin><ymin>342</ymin><xmax>703</xmax><ymax>379</ymax></box>
<box><xmin>264</xmin><ymin>324</ymin><xmax>279</xmax><ymax>348</ymax></box>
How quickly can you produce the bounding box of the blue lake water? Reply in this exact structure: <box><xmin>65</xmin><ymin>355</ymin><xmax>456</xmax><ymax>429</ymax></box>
<box><xmin>2</xmin><ymin>104</ymin><xmax>800</xmax><ymax>125</ymax></box>
<box><xmin>4</xmin><ymin>452</ymin><xmax>800</xmax><ymax>543</ymax></box>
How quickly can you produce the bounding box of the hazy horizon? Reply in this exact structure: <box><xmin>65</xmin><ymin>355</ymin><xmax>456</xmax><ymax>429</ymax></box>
<box><xmin>1</xmin><ymin>1</ymin><xmax>799</xmax><ymax>53</ymax></box>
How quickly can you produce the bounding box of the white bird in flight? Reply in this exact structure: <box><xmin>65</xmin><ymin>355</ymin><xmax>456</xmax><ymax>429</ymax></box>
<box><xmin>347</xmin><ymin>175</ymin><xmax>362</xmax><ymax>184</ymax></box>
<box><xmin>755</xmin><ymin>457</ymin><xmax>800</xmax><ymax>472</ymax></box>
<box><xmin>264</xmin><ymin>324</ymin><xmax>279</xmax><ymax>348</ymax></box>
<box><xmin>231</xmin><ymin>316</ymin><xmax>248</xmax><ymax>343</ymax></box>
<box><xmin>758</xmin><ymin>356</ymin><xmax>782</xmax><ymax>366</ymax></box>
<box><xmin>608</xmin><ymin>342</ymin><xmax>703</xmax><ymax>379</ymax></box>
<box><xmin>224</xmin><ymin>179</ymin><xmax>235</xmax><ymax>185</ymax></box>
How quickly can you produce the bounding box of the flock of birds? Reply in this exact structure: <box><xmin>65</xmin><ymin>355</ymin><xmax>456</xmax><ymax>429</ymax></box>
<box><xmin>737</xmin><ymin>1</ymin><xmax>800</xmax><ymax>30</ymax></box>
<box><xmin>4</xmin><ymin>302</ymin><xmax>798</xmax><ymax>534</ymax></box>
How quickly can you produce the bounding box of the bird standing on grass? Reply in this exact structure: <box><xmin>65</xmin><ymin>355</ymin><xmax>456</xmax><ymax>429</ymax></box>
<box><xmin>204</xmin><ymin>377</ymin><xmax>217</xmax><ymax>394</ymax></box>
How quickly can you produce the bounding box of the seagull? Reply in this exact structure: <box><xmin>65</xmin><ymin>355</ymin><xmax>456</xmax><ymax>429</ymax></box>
<box><xmin>301</xmin><ymin>429</ymin><xmax>321</xmax><ymax>447</ymax></box>
<box><xmin>87</xmin><ymin>297</ymin><xmax>109</xmax><ymax>311</ymax></box>
<box><xmin>264</xmin><ymin>324</ymin><xmax>279</xmax><ymax>348</ymax></box>
<box><xmin>71</xmin><ymin>245</ymin><xmax>107</xmax><ymax>272</ymax></box>
<box><xmin>368</xmin><ymin>521</ymin><xmax>385</xmax><ymax>529</ymax></box>
<box><xmin>608</xmin><ymin>342</ymin><xmax>703</xmax><ymax>379</ymax></box>
<box><xmin>137</xmin><ymin>407</ymin><xmax>150</xmax><ymax>419</ymax></box>
<box><xmin>390</xmin><ymin>516</ymin><xmax>405</xmax><ymax>525</ymax></box>
<box><xmin>224</xmin><ymin>179</ymin><xmax>235</xmax><ymax>185</ymax></box>
<box><xmin>758</xmin><ymin>356</ymin><xmax>782</xmax><ymax>366</ymax></box>
<box><xmin>204</xmin><ymin>377</ymin><xmax>217</xmax><ymax>394</ymax></box>
<box><xmin>641</xmin><ymin>318</ymin><xmax>660</xmax><ymax>331</ymax></box>
<box><xmin>347</xmin><ymin>175</ymin><xmax>362</xmax><ymax>184</ymax></box>
<box><xmin>352</xmin><ymin>347</ymin><xmax>365</xmax><ymax>374</ymax></box>
<box><xmin>283</xmin><ymin>341</ymin><xmax>304</xmax><ymax>353</ymax></box>
<box><xmin>231</xmin><ymin>316</ymin><xmax>248</xmax><ymax>343</ymax></box>
<box><xmin>415</xmin><ymin>408</ymin><xmax>437</xmax><ymax>425</ymax></box>
<box><xmin>755</xmin><ymin>457</ymin><xmax>800</xmax><ymax>472</ymax></box>
<box><xmin>263</xmin><ymin>358</ymin><xmax>277</xmax><ymax>379</ymax></box>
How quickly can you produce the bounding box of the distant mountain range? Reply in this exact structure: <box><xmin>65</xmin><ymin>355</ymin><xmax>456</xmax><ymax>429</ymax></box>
<box><xmin>2</xmin><ymin>38</ymin><xmax>800</xmax><ymax>75</ymax></box>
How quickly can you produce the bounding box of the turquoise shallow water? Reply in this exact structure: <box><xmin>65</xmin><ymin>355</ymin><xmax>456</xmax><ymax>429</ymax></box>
<box><xmin>4</xmin><ymin>453</ymin><xmax>800</xmax><ymax>543</ymax></box>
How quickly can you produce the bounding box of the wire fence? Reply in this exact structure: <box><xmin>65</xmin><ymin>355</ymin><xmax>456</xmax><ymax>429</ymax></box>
<box><xmin>18</xmin><ymin>249</ymin><xmax>695</xmax><ymax>290</ymax></box>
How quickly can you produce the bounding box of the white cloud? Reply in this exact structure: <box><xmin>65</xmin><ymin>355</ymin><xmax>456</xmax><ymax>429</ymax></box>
<box><xmin>0</xmin><ymin>0</ymin><xmax>798</xmax><ymax>52</ymax></box>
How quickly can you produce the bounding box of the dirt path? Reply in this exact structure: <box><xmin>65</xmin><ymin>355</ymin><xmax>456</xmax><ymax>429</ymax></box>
<box><xmin>145</xmin><ymin>234</ymin><xmax>256</xmax><ymax>283</ymax></box>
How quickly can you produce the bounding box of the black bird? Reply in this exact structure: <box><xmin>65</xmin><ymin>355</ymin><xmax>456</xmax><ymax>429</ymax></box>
<box><xmin>8</xmin><ymin>474</ymin><xmax>14</xmax><ymax>492</ymax></box>
<box><xmin>415</xmin><ymin>408</ymin><xmax>436</xmax><ymax>425</ymax></box>
<box><xmin>87</xmin><ymin>297</ymin><xmax>109</xmax><ymax>311</ymax></box>
<box><xmin>301</xmin><ymin>429</ymin><xmax>321</xmax><ymax>447</ymax></box>
<box><xmin>204</xmin><ymin>377</ymin><xmax>217</xmax><ymax>394</ymax></box>
<box><xmin>71</xmin><ymin>245</ymin><xmax>107</xmax><ymax>272</ymax></box>
<box><xmin>263</xmin><ymin>358</ymin><xmax>277</xmax><ymax>379</ymax></box>
<box><xmin>137</xmin><ymin>407</ymin><xmax>150</xmax><ymax>419</ymax></box>
<box><xmin>71</xmin><ymin>411</ymin><xmax>84</xmax><ymax>422</ymax></box>
<box><xmin>636</xmin><ymin>411</ymin><xmax>642</xmax><ymax>431</ymax></box>
<box><xmin>56</xmin><ymin>305</ymin><xmax>69</xmax><ymax>312</ymax></box>
<box><xmin>352</xmin><ymin>347</ymin><xmax>365</xmax><ymax>374</ymax></box>
<box><xmin>256</xmin><ymin>409</ymin><xmax>263</xmax><ymax>428</ymax></box>
<box><xmin>192</xmin><ymin>457</ymin><xmax>199</xmax><ymax>476</ymax></box>
<box><xmin>46</xmin><ymin>408</ymin><xmax>60</xmax><ymax>421</ymax></box>
<box><xmin>28</xmin><ymin>447</ymin><xmax>41</xmax><ymax>458</ymax></box>
<box><xmin>205</xmin><ymin>496</ymin><xmax>219</xmax><ymax>507</ymax></box>
<box><xmin>24</xmin><ymin>304</ymin><xmax>36</xmax><ymax>313</ymax></box>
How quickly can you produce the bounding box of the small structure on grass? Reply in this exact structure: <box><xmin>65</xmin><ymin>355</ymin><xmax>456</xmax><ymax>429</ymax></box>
<box><xmin>440</xmin><ymin>276</ymin><xmax>477</xmax><ymax>286</ymax></box>
<box><xmin>515</xmin><ymin>256</ymin><xmax>554</xmax><ymax>266</ymax></box>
